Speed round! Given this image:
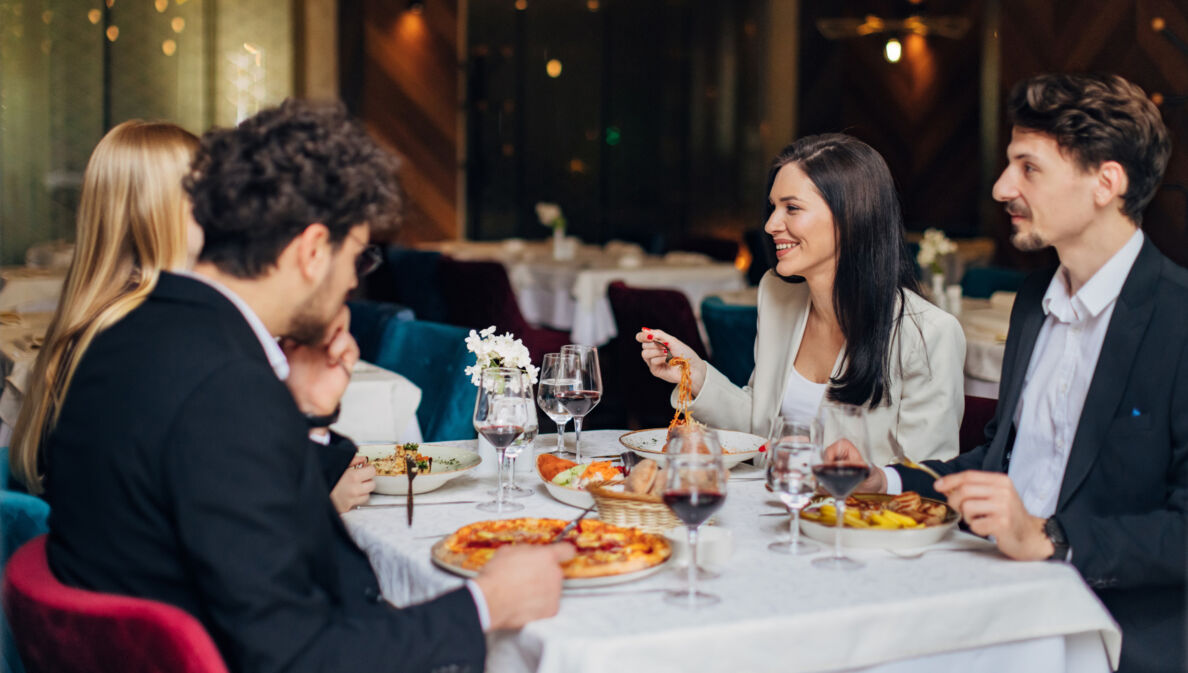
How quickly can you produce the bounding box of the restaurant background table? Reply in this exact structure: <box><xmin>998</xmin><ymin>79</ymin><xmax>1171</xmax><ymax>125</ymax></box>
<box><xmin>343</xmin><ymin>430</ymin><xmax>1119</xmax><ymax>673</ymax></box>
<box><xmin>0</xmin><ymin>268</ymin><xmax>65</xmax><ymax>313</ymax></box>
<box><xmin>424</xmin><ymin>240</ymin><xmax>746</xmax><ymax>346</ymax></box>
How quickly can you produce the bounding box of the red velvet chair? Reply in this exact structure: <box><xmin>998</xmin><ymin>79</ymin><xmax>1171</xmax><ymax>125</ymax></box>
<box><xmin>607</xmin><ymin>281</ymin><xmax>710</xmax><ymax>428</ymax></box>
<box><xmin>436</xmin><ymin>257</ymin><xmax>570</xmax><ymax>365</ymax></box>
<box><xmin>960</xmin><ymin>395</ymin><xmax>999</xmax><ymax>454</ymax></box>
<box><xmin>2</xmin><ymin>536</ymin><xmax>229</xmax><ymax>673</ymax></box>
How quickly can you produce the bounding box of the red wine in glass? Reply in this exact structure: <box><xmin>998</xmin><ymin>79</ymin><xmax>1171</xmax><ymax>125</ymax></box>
<box><xmin>555</xmin><ymin>390</ymin><xmax>601</xmax><ymax>417</ymax></box>
<box><xmin>662</xmin><ymin>490</ymin><xmax>725</xmax><ymax>526</ymax></box>
<box><xmin>812</xmin><ymin>464</ymin><xmax>871</xmax><ymax>498</ymax></box>
<box><xmin>479</xmin><ymin>424</ymin><xmax>524</xmax><ymax>450</ymax></box>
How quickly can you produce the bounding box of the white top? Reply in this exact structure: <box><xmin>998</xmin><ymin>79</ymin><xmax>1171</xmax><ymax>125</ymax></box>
<box><xmin>1008</xmin><ymin>229</ymin><xmax>1143</xmax><ymax>517</ymax></box>
<box><xmin>780</xmin><ymin>363</ymin><xmax>828</xmax><ymax>421</ymax></box>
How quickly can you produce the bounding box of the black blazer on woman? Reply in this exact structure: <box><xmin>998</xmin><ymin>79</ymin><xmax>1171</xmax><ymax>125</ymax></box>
<box><xmin>897</xmin><ymin>237</ymin><xmax>1187</xmax><ymax>673</ymax></box>
<box><xmin>44</xmin><ymin>273</ymin><xmax>486</xmax><ymax>673</ymax></box>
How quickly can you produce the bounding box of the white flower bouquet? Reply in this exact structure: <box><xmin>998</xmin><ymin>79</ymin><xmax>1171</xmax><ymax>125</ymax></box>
<box><xmin>534</xmin><ymin>202</ymin><xmax>567</xmax><ymax>232</ymax></box>
<box><xmin>916</xmin><ymin>228</ymin><xmax>957</xmax><ymax>275</ymax></box>
<box><xmin>464</xmin><ymin>326</ymin><xmax>539</xmax><ymax>387</ymax></box>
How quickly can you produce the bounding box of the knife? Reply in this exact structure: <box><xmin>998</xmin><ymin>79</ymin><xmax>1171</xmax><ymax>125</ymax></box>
<box><xmin>550</xmin><ymin>503</ymin><xmax>597</xmax><ymax>543</ymax></box>
<box><xmin>405</xmin><ymin>456</ymin><xmax>417</xmax><ymax>526</ymax></box>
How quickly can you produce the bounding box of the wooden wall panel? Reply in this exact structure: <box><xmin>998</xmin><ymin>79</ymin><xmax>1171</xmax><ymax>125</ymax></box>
<box><xmin>352</xmin><ymin>0</ymin><xmax>460</xmax><ymax>244</ymax></box>
<box><xmin>997</xmin><ymin>0</ymin><xmax>1188</xmax><ymax>268</ymax></box>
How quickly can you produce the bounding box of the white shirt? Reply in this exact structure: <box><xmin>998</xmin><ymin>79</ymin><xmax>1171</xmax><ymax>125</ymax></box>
<box><xmin>174</xmin><ymin>272</ymin><xmax>493</xmax><ymax>629</ymax></box>
<box><xmin>1007</xmin><ymin>230</ymin><xmax>1144</xmax><ymax>517</ymax></box>
<box><xmin>884</xmin><ymin>229</ymin><xmax>1144</xmax><ymax>511</ymax></box>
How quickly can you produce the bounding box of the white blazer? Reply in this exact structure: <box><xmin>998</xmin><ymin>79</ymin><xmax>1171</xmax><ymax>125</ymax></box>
<box><xmin>685</xmin><ymin>272</ymin><xmax>965</xmax><ymax>466</ymax></box>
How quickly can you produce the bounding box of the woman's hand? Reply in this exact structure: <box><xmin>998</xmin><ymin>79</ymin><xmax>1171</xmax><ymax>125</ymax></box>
<box><xmin>634</xmin><ymin>328</ymin><xmax>707</xmax><ymax>396</ymax></box>
<box><xmin>330</xmin><ymin>455</ymin><xmax>376</xmax><ymax>513</ymax></box>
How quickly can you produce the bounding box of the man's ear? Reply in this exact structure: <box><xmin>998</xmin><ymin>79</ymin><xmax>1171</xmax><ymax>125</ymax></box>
<box><xmin>1093</xmin><ymin>161</ymin><xmax>1128</xmax><ymax>210</ymax></box>
<box><xmin>284</xmin><ymin>223</ymin><xmax>332</xmax><ymax>282</ymax></box>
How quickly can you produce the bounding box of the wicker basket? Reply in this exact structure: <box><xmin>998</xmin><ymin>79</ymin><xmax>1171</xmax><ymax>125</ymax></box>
<box><xmin>586</xmin><ymin>479</ymin><xmax>681</xmax><ymax>534</ymax></box>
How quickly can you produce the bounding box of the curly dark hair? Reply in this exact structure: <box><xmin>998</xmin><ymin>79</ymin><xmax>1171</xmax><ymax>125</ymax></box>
<box><xmin>1008</xmin><ymin>73</ymin><xmax>1171</xmax><ymax>224</ymax></box>
<box><xmin>185</xmin><ymin>99</ymin><xmax>402</xmax><ymax>277</ymax></box>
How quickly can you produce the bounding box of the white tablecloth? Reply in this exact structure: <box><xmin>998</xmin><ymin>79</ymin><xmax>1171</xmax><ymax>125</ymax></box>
<box><xmin>0</xmin><ymin>267</ymin><xmax>65</xmax><ymax>313</ymax></box>
<box><xmin>343</xmin><ymin>430</ymin><xmax>1119</xmax><ymax>673</ymax></box>
<box><xmin>424</xmin><ymin>241</ymin><xmax>746</xmax><ymax>346</ymax></box>
<box><xmin>333</xmin><ymin>360</ymin><xmax>423</xmax><ymax>443</ymax></box>
<box><xmin>958</xmin><ymin>294</ymin><xmax>1015</xmax><ymax>399</ymax></box>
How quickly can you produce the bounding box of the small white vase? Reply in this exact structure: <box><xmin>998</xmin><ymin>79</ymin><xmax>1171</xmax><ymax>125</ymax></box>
<box><xmin>552</xmin><ymin>227</ymin><xmax>566</xmax><ymax>260</ymax></box>
<box><xmin>930</xmin><ymin>273</ymin><xmax>946</xmax><ymax>311</ymax></box>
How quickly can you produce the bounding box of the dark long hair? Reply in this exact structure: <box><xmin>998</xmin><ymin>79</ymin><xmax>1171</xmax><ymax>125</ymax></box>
<box><xmin>765</xmin><ymin>133</ymin><xmax>919</xmax><ymax>408</ymax></box>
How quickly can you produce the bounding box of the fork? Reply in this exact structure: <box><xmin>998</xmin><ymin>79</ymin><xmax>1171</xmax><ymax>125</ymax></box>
<box><xmin>404</xmin><ymin>456</ymin><xmax>418</xmax><ymax>526</ymax></box>
<box><xmin>888</xmin><ymin>434</ymin><xmax>943</xmax><ymax>481</ymax></box>
<box><xmin>657</xmin><ymin>341</ymin><xmax>674</xmax><ymax>363</ymax></box>
<box><xmin>550</xmin><ymin>504</ymin><xmax>596</xmax><ymax>543</ymax></box>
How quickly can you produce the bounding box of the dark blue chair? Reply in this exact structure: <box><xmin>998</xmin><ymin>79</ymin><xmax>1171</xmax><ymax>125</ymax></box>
<box><xmin>700</xmin><ymin>296</ymin><xmax>758</xmax><ymax>388</ymax></box>
<box><xmin>1</xmin><ymin>447</ymin><xmax>50</xmax><ymax>673</ymax></box>
<box><xmin>961</xmin><ymin>266</ymin><xmax>1026</xmax><ymax>299</ymax></box>
<box><xmin>348</xmin><ymin>311</ymin><xmax>478</xmax><ymax>442</ymax></box>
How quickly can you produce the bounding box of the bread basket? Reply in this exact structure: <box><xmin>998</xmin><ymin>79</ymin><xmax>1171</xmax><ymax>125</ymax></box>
<box><xmin>586</xmin><ymin>479</ymin><xmax>681</xmax><ymax>534</ymax></box>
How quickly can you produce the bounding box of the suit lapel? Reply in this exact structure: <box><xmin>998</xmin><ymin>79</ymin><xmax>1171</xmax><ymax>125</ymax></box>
<box><xmin>1057</xmin><ymin>239</ymin><xmax>1160</xmax><ymax>509</ymax></box>
<box><xmin>984</xmin><ymin>269</ymin><xmax>1052</xmax><ymax>471</ymax></box>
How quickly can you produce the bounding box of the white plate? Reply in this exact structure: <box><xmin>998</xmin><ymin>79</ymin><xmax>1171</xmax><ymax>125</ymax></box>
<box><xmin>430</xmin><ymin>537</ymin><xmax>671</xmax><ymax>589</ymax></box>
<box><xmin>356</xmin><ymin>444</ymin><xmax>481</xmax><ymax>495</ymax></box>
<box><xmin>618</xmin><ymin>428</ymin><xmax>764</xmax><ymax>469</ymax></box>
<box><xmin>536</xmin><ymin>465</ymin><xmax>596</xmax><ymax>509</ymax></box>
<box><xmin>797</xmin><ymin>495</ymin><xmax>959</xmax><ymax>549</ymax></box>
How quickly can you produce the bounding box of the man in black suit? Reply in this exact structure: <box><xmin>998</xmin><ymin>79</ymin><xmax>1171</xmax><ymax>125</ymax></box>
<box><xmin>852</xmin><ymin>74</ymin><xmax>1186</xmax><ymax>672</ymax></box>
<box><xmin>44</xmin><ymin>100</ymin><xmax>572</xmax><ymax>673</ymax></box>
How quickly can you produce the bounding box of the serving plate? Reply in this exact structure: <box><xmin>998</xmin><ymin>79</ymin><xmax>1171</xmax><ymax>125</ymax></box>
<box><xmin>618</xmin><ymin>428</ymin><xmax>764</xmax><ymax>469</ymax></box>
<box><xmin>430</xmin><ymin>538</ymin><xmax>671</xmax><ymax>589</ymax></box>
<box><xmin>535</xmin><ymin>460</ymin><xmax>596</xmax><ymax>509</ymax></box>
<box><xmin>798</xmin><ymin>494</ymin><xmax>959</xmax><ymax>549</ymax></box>
<box><xmin>355</xmin><ymin>444</ymin><xmax>481</xmax><ymax>495</ymax></box>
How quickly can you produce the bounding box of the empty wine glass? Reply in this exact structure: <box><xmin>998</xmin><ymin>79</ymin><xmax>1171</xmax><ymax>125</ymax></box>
<box><xmin>537</xmin><ymin>352</ymin><xmax>579</xmax><ymax>455</ymax></box>
<box><xmin>559</xmin><ymin>344</ymin><xmax>602</xmax><ymax>463</ymax></box>
<box><xmin>662</xmin><ymin>433</ymin><xmax>726</xmax><ymax>608</ymax></box>
<box><xmin>474</xmin><ymin>368</ymin><xmax>528</xmax><ymax>513</ymax></box>
<box><xmin>766</xmin><ymin>418</ymin><xmax>821</xmax><ymax>555</ymax></box>
<box><xmin>811</xmin><ymin>404</ymin><xmax>871</xmax><ymax>570</ymax></box>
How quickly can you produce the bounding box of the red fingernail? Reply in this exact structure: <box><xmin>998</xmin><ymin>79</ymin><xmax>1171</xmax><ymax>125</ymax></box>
<box><xmin>647</xmin><ymin>334</ymin><xmax>653</xmax><ymax>340</ymax></box>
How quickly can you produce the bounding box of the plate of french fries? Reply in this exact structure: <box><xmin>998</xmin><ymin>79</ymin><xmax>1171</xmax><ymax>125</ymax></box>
<box><xmin>798</xmin><ymin>492</ymin><xmax>959</xmax><ymax>549</ymax></box>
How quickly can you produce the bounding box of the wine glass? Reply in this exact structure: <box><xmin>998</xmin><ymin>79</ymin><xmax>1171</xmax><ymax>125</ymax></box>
<box><xmin>537</xmin><ymin>352</ymin><xmax>579</xmax><ymax>455</ymax></box>
<box><xmin>474</xmin><ymin>368</ymin><xmax>529</xmax><ymax>513</ymax></box>
<box><xmin>765</xmin><ymin>417</ymin><xmax>821</xmax><ymax>555</ymax></box>
<box><xmin>559</xmin><ymin>344</ymin><xmax>602</xmax><ymax>463</ymax></box>
<box><xmin>811</xmin><ymin>404</ymin><xmax>871</xmax><ymax>570</ymax></box>
<box><xmin>502</xmin><ymin>378</ymin><xmax>537</xmax><ymax>498</ymax></box>
<box><xmin>662</xmin><ymin>433</ymin><xmax>727</xmax><ymax>608</ymax></box>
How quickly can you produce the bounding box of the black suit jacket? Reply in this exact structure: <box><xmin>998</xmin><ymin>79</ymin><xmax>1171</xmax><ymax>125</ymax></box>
<box><xmin>897</xmin><ymin>237</ymin><xmax>1187</xmax><ymax>673</ymax></box>
<box><xmin>44</xmin><ymin>273</ymin><xmax>486</xmax><ymax>673</ymax></box>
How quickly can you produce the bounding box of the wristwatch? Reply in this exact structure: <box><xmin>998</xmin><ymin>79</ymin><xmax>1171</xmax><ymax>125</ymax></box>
<box><xmin>1043</xmin><ymin>516</ymin><xmax>1070</xmax><ymax>560</ymax></box>
<box><xmin>303</xmin><ymin>404</ymin><xmax>341</xmax><ymax>429</ymax></box>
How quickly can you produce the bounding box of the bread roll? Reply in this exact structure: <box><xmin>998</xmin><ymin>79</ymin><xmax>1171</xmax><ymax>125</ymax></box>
<box><xmin>624</xmin><ymin>459</ymin><xmax>658</xmax><ymax>494</ymax></box>
<box><xmin>648</xmin><ymin>468</ymin><xmax>666</xmax><ymax>496</ymax></box>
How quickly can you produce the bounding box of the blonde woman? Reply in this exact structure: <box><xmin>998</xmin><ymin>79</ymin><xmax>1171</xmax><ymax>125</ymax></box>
<box><xmin>9</xmin><ymin>121</ymin><xmax>374</xmax><ymax>512</ymax></box>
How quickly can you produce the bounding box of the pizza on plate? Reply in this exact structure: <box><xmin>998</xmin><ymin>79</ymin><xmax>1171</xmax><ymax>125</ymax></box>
<box><xmin>434</xmin><ymin>517</ymin><xmax>671</xmax><ymax>579</ymax></box>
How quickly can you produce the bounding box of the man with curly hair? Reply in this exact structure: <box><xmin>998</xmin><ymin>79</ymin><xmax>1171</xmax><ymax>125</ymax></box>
<box><xmin>43</xmin><ymin>99</ymin><xmax>572</xmax><ymax>673</ymax></box>
<box><xmin>846</xmin><ymin>73</ymin><xmax>1186</xmax><ymax>672</ymax></box>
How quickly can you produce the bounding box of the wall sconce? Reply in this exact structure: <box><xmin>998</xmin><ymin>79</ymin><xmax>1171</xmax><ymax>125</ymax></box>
<box><xmin>884</xmin><ymin>38</ymin><xmax>902</xmax><ymax>63</ymax></box>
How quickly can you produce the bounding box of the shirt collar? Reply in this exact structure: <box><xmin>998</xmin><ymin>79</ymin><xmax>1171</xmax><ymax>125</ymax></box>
<box><xmin>174</xmin><ymin>270</ymin><xmax>290</xmax><ymax>381</ymax></box>
<box><xmin>1041</xmin><ymin>229</ymin><xmax>1144</xmax><ymax>322</ymax></box>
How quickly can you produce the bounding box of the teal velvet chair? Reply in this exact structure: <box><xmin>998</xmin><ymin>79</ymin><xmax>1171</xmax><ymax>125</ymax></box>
<box><xmin>2</xmin><ymin>447</ymin><xmax>50</xmax><ymax>673</ymax></box>
<box><xmin>961</xmin><ymin>266</ymin><xmax>1026</xmax><ymax>299</ymax></box>
<box><xmin>700</xmin><ymin>296</ymin><xmax>758</xmax><ymax>388</ymax></box>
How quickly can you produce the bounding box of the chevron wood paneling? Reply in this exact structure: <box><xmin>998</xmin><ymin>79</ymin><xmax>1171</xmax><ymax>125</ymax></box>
<box><xmin>997</xmin><ymin>0</ymin><xmax>1188</xmax><ymax>268</ymax></box>
<box><xmin>352</xmin><ymin>0</ymin><xmax>460</xmax><ymax>244</ymax></box>
<box><xmin>798</xmin><ymin>1</ymin><xmax>986</xmax><ymax>238</ymax></box>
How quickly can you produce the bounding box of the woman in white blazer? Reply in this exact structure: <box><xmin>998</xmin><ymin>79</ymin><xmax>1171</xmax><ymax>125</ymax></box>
<box><xmin>638</xmin><ymin>134</ymin><xmax>965</xmax><ymax>466</ymax></box>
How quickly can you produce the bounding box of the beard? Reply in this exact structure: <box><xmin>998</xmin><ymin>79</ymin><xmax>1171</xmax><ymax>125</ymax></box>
<box><xmin>286</xmin><ymin>277</ymin><xmax>345</xmax><ymax>346</ymax></box>
<box><xmin>1006</xmin><ymin>199</ymin><xmax>1047</xmax><ymax>252</ymax></box>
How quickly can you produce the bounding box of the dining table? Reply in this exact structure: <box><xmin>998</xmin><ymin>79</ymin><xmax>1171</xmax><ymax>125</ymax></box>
<box><xmin>343</xmin><ymin>429</ymin><xmax>1119</xmax><ymax>673</ymax></box>
<box><xmin>0</xmin><ymin>267</ymin><xmax>66</xmax><ymax>313</ymax></box>
<box><xmin>422</xmin><ymin>240</ymin><xmax>747</xmax><ymax>346</ymax></box>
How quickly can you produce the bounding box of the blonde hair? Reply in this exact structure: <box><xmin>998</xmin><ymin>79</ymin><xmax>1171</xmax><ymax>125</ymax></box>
<box><xmin>10</xmin><ymin>121</ymin><xmax>199</xmax><ymax>493</ymax></box>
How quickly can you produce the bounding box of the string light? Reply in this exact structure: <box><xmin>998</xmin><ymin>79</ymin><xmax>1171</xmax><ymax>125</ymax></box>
<box><xmin>162</xmin><ymin>39</ymin><xmax>177</xmax><ymax>56</ymax></box>
<box><xmin>546</xmin><ymin>59</ymin><xmax>562</xmax><ymax>78</ymax></box>
<box><xmin>171</xmin><ymin>17</ymin><xmax>185</xmax><ymax>33</ymax></box>
<box><xmin>87</xmin><ymin>9</ymin><xmax>102</xmax><ymax>24</ymax></box>
<box><xmin>105</xmin><ymin>25</ymin><xmax>119</xmax><ymax>42</ymax></box>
